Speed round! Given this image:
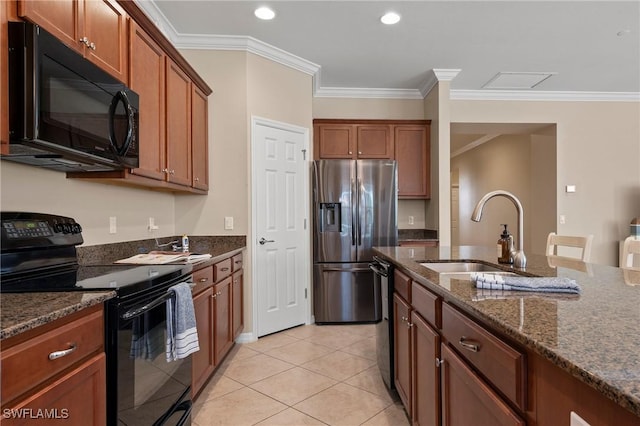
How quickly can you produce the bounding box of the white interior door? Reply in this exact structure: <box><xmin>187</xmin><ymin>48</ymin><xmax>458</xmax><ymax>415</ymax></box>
<box><xmin>451</xmin><ymin>185</ymin><xmax>460</xmax><ymax>245</ymax></box>
<box><xmin>252</xmin><ymin>117</ymin><xmax>310</xmax><ymax>337</ymax></box>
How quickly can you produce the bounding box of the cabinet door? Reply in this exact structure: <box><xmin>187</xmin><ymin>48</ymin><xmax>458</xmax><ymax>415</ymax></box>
<box><xmin>191</xmin><ymin>85</ymin><xmax>209</xmax><ymax>190</ymax></box>
<box><xmin>395</xmin><ymin>125</ymin><xmax>430</xmax><ymax>199</ymax></box>
<box><xmin>393</xmin><ymin>293</ymin><xmax>412</xmax><ymax>412</ymax></box>
<box><xmin>18</xmin><ymin>0</ymin><xmax>83</xmax><ymax>56</ymax></box>
<box><xmin>191</xmin><ymin>287</ymin><xmax>214</xmax><ymax>397</ymax></box>
<box><xmin>165</xmin><ymin>59</ymin><xmax>192</xmax><ymax>186</ymax></box>
<box><xmin>83</xmin><ymin>0</ymin><xmax>128</xmax><ymax>82</ymax></box>
<box><xmin>213</xmin><ymin>277</ymin><xmax>233</xmax><ymax>365</ymax></box>
<box><xmin>356</xmin><ymin>125</ymin><xmax>393</xmax><ymax>159</ymax></box>
<box><xmin>129</xmin><ymin>21</ymin><xmax>166</xmax><ymax>181</ymax></box>
<box><xmin>1</xmin><ymin>1</ymin><xmax>8</xmax><ymax>147</ymax></box>
<box><xmin>314</xmin><ymin>123</ymin><xmax>355</xmax><ymax>159</ymax></box>
<box><xmin>412</xmin><ymin>311</ymin><xmax>441</xmax><ymax>426</ymax></box>
<box><xmin>232</xmin><ymin>270</ymin><xmax>244</xmax><ymax>340</ymax></box>
<box><xmin>441</xmin><ymin>344</ymin><xmax>525</xmax><ymax>426</ymax></box>
<box><xmin>4</xmin><ymin>353</ymin><xmax>106</xmax><ymax>426</ymax></box>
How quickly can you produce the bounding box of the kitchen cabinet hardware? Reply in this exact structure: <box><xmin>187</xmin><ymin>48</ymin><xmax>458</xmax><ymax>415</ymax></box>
<box><xmin>89</xmin><ymin>42</ymin><xmax>96</xmax><ymax>50</ymax></box>
<box><xmin>220</xmin><ymin>267</ymin><xmax>229</xmax><ymax>272</ymax></box>
<box><xmin>259</xmin><ymin>237</ymin><xmax>275</xmax><ymax>245</ymax></box>
<box><xmin>459</xmin><ymin>337</ymin><xmax>480</xmax><ymax>353</ymax></box>
<box><xmin>79</xmin><ymin>36</ymin><xmax>90</xmax><ymax>46</ymax></box>
<box><xmin>436</xmin><ymin>357</ymin><xmax>444</xmax><ymax>367</ymax></box>
<box><xmin>199</xmin><ymin>277</ymin><xmax>208</xmax><ymax>283</ymax></box>
<box><xmin>49</xmin><ymin>343</ymin><xmax>78</xmax><ymax>360</ymax></box>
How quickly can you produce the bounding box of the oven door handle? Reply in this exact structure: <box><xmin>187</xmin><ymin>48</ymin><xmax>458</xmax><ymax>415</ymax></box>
<box><xmin>121</xmin><ymin>282</ymin><xmax>195</xmax><ymax>320</ymax></box>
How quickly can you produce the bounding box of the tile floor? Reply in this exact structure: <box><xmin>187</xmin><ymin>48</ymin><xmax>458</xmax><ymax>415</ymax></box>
<box><xmin>192</xmin><ymin>324</ymin><xmax>410</xmax><ymax>426</ymax></box>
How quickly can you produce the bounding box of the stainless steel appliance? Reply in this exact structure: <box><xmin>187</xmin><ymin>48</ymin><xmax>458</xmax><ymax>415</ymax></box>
<box><xmin>313</xmin><ymin>159</ymin><xmax>397</xmax><ymax>323</ymax></box>
<box><xmin>1</xmin><ymin>212</ymin><xmax>193</xmax><ymax>426</ymax></box>
<box><xmin>6</xmin><ymin>22</ymin><xmax>139</xmax><ymax>172</ymax></box>
<box><xmin>370</xmin><ymin>256</ymin><xmax>395</xmax><ymax>390</ymax></box>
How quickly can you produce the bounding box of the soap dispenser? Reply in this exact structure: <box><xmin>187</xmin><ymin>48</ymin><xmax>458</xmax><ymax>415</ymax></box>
<box><xmin>497</xmin><ymin>224</ymin><xmax>514</xmax><ymax>264</ymax></box>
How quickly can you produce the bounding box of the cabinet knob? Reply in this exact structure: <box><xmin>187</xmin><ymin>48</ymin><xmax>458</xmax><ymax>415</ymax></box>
<box><xmin>348</xmin><ymin>151</ymin><xmax>353</xmax><ymax>155</ymax></box>
<box><xmin>195</xmin><ymin>177</ymin><xmax>199</xmax><ymax>182</ymax></box>
<box><xmin>89</xmin><ymin>42</ymin><xmax>96</xmax><ymax>51</ymax></box>
<box><xmin>169</xmin><ymin>170</ymin><xmax>175</xmax><ymax>175</ymax></box>
<box><xmin>358</xmin><ymin>151</ymin><xmax>362</xmax><ymax>155</ymax></box>
<box><xmin>199</xmin><ymin>277</ymin><xmax>208</xmax><ymax>283</ymax></box>
<box><xmin>212</xmin><ymin>293</ymin><xmax>217</xmax><ymax>299</ymax></box>
<box><xmin>162</xmin><ymin>168</ymin><xmax>168</xmax><ymax>173</ymax></box>
<box><xmin>79</xmin><ymin>37</ymin><xmax>90</xmax><ymax>46</ymax></box>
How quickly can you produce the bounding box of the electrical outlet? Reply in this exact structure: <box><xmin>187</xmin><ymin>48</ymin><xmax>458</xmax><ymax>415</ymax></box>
<box><xmin>148</xmin><ymin>217</ymin><xmax>158</xmax><ymax>232</ymax></box>
<box><xmin>109</xmin><ymin>216</ymin><xmax>117</xmax><ymax>234</ymax></box>
<box><xmin>560</xmin><ymin>215</ymin><xmax>566</xmax><ymax>224</ymax></box>
<box><xmin>224</xmin><ymin>216</ymin><xmax>234</xmax><ymax>230</ymax></box>
<box><xmin>408</xmin><ymin>216</ymin><xmax>415</xmax><ymax>225</ymax></box>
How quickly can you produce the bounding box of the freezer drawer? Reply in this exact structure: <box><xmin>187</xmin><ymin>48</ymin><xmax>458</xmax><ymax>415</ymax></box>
<box><xmin>313</xmin><ymin>263</ymin><xmax>381</xmax><ymax>323</ymax></box>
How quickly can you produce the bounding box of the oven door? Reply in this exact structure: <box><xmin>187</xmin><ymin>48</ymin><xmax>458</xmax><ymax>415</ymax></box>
<box><xmin>107</xmin><ymin>286</ymin><xmax>192</xmax><ymax>426</ymax></box>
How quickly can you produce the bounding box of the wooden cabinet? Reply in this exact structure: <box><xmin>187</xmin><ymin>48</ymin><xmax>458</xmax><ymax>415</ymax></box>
<box><xmin>191</xmin><ymin>251</ymin><xmax>244</xmax><ymax>398</ymax></box>
<box><xmin>395</xmin><ymin>125</ymin><xmax>430</xmax><ymax>199</ymax></box>
<box><xmin>18</xmin><ymin>0</ymin><xmax>128</xmax><ymax>82</ymax></box>
<box><xmin>129</xmin><ymin>21</ymin><xmax>166</xmax><ymax>181</ymax></box>
<box><xmin>1</xmin><ymin>0</ymin><xmax>8</xmax><ymax>147</ymax></box>
<box><xmin>191</xmin><ymin>85</ymin><xmax>209</xmax><ymax>191</ymax></box>
<box><xmin>393</xmin><ymin>292</ymin><xmax>412</xmax><ymax>412</ymax></box>
<box><xmin>412</xmin><ymin>311</ymin><xmax>440</xmax><ymax>426</ymax></box>
<box><xmin>0</xmin><ymin>304</ymin><xmax>106</xmax><ymax>425</ymax></box>
<box><xmin>313</xmin><ymin>119</ymin><xmax>430</xmax><ymax>198</ymax></box>
<box><xmin>165</xmin><ymin>58</ymin><xmax>192</xmax><ymax>187</ymax></box>
<box><xmin>441</xmin><ymin>344</ymin><xmax>524</xmax><ymax>426</ymax></box>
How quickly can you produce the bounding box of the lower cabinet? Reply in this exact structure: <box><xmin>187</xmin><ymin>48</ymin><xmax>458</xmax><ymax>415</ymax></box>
<box><xmin>191</xmin><ymin>251</ymin><xmax>244</xmax><ymax>398</ymax></box>
<box><xmin>412</xmin><ymin>311</ymin><xmax>440</xmax><ymax>426</ymax></box>
<box><xmin>0</xmin><ymin>304</ymin><xmax>106</xmax><ymax>425</ymax></box>
<box><xmin>393</xmin><ymin>293</ymin><xmax>412</xmax><ymax>412</ymax></box>
<box><xmin>441</xmin><ymin>344</ymin><xmax>525</xmax><ymax>426</ymax></box>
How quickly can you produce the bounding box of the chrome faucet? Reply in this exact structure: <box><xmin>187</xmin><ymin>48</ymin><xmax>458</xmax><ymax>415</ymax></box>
<box><xmin>471</xmin><ymin>190</ymin><xmax>527</xmax><ymax>268</ymax></box>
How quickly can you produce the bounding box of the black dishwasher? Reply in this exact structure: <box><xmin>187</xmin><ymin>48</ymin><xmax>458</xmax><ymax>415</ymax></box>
<box><xmin>370</xmin><ymin>256</ymin><xmax>395</xmax><ymax>391</ymax></box>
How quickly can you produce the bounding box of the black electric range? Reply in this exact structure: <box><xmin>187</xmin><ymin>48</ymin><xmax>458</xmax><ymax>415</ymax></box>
<box><xmin>1</xmin><ymin>212</ymin><xmax>194</xmax><ymax>425</ymax></box>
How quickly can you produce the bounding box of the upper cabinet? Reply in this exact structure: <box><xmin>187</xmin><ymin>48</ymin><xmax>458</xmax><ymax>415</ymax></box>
<box><xmin>191</xmin><ymin>85</ymin><xmax>209</xmax><ymax>191</ymax></box>
<box><xmin>18</xmin><ymin>0</ymin><xmax>128</xmax><ymax>82</ymax></box>
<box><xmin>314</xmin><ymin>119</ymin><xmax>431</xmax><ymax>199</ymax></box>
<box><xmin>165</xmin><ymin>59</ymin><xmax>192</xmax><ymax>187</ymax></box>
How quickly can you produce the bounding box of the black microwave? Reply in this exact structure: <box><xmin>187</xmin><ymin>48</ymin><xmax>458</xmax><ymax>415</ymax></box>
<box><xmin>5</xmin><ymin>21</ymin><xmax>139</xmax><ymax>172</ymax></box>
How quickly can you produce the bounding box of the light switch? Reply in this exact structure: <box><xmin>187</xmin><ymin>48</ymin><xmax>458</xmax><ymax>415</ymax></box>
<box><xmin>109</xmin><ymin>216</ymin><xmax>117</xmax><ymax>234</ymax></box>
<box><xmin>224</xmin><ymin>216</ymin><xmax>234</xmax><ymax>230</ymax></box>
<box><xmin>408</xmin><ymin>216</ymin><xmax>415</xmax><ymax>225</ymax></box>
<box><xmin>560</xmin><ymin>215</ymin><xmax>566</xmax><ymax>224</ymax></box>
<box><xmin>566</xmin><ymin>185</ymin><xmax>576</xmax><ymax>193</ymax></box>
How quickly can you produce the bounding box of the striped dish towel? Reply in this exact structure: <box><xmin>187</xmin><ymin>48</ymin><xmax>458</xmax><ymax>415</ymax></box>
<box><xmin>166</xmin><ymin>282</ymin><xmax>200</xmax><ymax>362</ymax></box>
<box><xmin>471</xmin><ymin>272</ymin><xmax>581</xmax><ymax>294</ymax></box>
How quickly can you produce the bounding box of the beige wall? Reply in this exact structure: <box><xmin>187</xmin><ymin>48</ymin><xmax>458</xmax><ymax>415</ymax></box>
<box><xmin>0</xmin><ymin>162</ymin><xmax>177</xmax><ymax>246</ymax></box>
<box><xmin>451</xmin><ymin>99</ymin><xmax>640</xmax><ymax>265</ymax></box>
<box><xmin>177</xmin><ymin>50</ymin><xmax>313</xmax><ymax>336</ymax></box>
<box><xmin>451</xmin><ymin>133</ymin><xmax>556</xmax><ymax>256</ymax></box>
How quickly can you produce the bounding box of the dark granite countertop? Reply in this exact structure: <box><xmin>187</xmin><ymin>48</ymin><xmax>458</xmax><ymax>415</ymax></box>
<box><xmin>373</xmin><ymin>245</ymin><xmax>640</xmax><ymax>418</ymax></box>
<box><xmin>1</xmin><ymin>291</ymin><xmax>115</xmax><ymax>340</ymax></box>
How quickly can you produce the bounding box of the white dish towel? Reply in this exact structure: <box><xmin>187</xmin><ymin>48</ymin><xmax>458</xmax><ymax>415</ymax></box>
<box><xmin>166</xmin><ymin>282</ymin><xmax>200</xmax><ymax>362</ymax></box>
<box><xmin>471</xmin><ymin>272</ymin><xmax>582</xmax><ymax>294</ymax></box>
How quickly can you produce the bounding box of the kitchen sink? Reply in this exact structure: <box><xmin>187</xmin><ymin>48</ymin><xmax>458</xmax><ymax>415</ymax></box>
<box><xmin>420</xmin><ymin>261</ymin><xmax>516</xmax><ymax>275</ymax></box>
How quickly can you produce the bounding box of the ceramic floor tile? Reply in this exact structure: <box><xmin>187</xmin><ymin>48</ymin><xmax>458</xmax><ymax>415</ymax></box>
<box><xmin>304</xmin><ymin>329</ymin><xmax>367</xmax><ymax>350</ymax></box>
<box><xmin>294</xmin><ymin>383</ymin><xmax>391</xmax><ymax>426</ymax></box>
<box><xmin>302</xmin><ymin>350</ymin><xmax>376</xmax><ymax>381</ymax></box>
<box><xmin>266</xmin><ymin>339</ymin><xmax>335</xmax><ymax>365</ymax></box>
<box><xmin>361</xmin><ymin>402</ymin><xmax>410</xmax><ymax>426</ymax></box>
<box><xmin>192</xmin><ymin>387</ymin><xmax>287</xmax><ymax>426</ymax></box>
<box><xmin>223</xmin><ymin>353</ymin><xmax>295</xmax><ymax>385</ymax></box>
<box><xmin>254</xmin><ymin>408</ymin><xmax>327</xmax><ymax>425</ymax></box>
<box><xmin>331</xmin><ymin>323</ymin><xmax>378</xmax><ymax>338</ymax></box>
<box><xmin>250</xmin><ymin>367</ymin><xmax>337</xmax><ymax>406</ymax></box>
<box><xmin>193</xmin><ymin>375</ymin><xmax>244</xmax><ymax>403</ymax></box>
<box><xmin>340</xmin><ymin>336</ymin><xmax>377</xmax><ymax>360</ymax></box>
<box><xmin>244</xmin><ymin>332</ymin><xmax>300</xmax><ymax>353</ymax></box>
<box><xmin>344</xmin><ymin>366</ymin><xmax>395</xmax><ymax>404</ymax></box>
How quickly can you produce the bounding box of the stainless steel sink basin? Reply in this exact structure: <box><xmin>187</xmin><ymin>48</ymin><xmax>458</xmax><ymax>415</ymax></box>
<box><xmin>420</xmin><ymin>262</ymin><xmax>515</xmax><ymax>275</ymax></box>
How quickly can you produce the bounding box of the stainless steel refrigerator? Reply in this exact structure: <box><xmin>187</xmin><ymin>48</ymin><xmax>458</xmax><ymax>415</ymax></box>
<box><xmin>313</xmin><ymin>159</ymin><xmax>398</xmax><ymax>323</ymax></box>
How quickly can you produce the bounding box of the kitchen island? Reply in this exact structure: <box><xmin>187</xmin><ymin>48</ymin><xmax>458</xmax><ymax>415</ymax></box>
<box><xmin>374</xmin><ymin>245</ymin><xmax>640</xmax><ymax>424</ymax></box>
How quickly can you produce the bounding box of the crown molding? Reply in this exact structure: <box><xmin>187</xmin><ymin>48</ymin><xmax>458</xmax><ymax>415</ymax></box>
<box><xmin>432</xmin><ymin>69</ymin><xmax>462</xmax><ymax>81</ymax></box>
<box><xmin>133</xmin><ymin>0</ymin><xmax>180</xmax><ymax>43</ymax></box>
<box><xmin>314</xmin><ymin>87</ymin><xmax>424</xmax><ymax>99</ymax></box>
<box><xmin>173</xmin><ymin>34</ymin><xmax>320</xmax><ymax>76</ymax></box>
<box><xmin>450</xmin><ymin>90</ymin><xmax>640</xmax><ymax>102</ymax></box>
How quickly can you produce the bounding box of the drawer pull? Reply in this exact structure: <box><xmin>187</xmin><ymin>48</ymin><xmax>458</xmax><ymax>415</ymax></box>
<box><xmin>220</xmin><ymin>267</ymin><xmax>230</xmax><ymax>272</ymax></box>
<box><xmin>198</xmin><ymin>277</ymin><xmax>208</xmax><ymax>283</ymax></box>
<box><xmin>459</xmin><ymin>337</ymin><xmax>480</xmax><ymax>353</ymax></box>
<box><xmin>48</xmin><ymin>343</ymin><xmax>77</xmax><ymax>360</ymax></box>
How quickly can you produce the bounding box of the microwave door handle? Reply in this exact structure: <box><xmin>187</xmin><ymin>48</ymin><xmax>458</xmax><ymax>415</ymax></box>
<box><xmin>108</xmin><ymin>91</ymin><xmax>133</xmax><ymax>157</ymax></box>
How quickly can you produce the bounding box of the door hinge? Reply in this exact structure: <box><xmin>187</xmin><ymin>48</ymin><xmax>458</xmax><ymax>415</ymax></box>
<box><xmin>302</xmin><ymin>149</ymin><xmax>307</xmax><ymax>160</ymax></box>
<box><xmin>304</xmin><ymin>218</ymin><xmax>307</xmax><ymax>229</ymax></box>
<box><xmin>305</xmin><ymin>288</ymin><xmax>308</xmax><ymax>299</ymax></box>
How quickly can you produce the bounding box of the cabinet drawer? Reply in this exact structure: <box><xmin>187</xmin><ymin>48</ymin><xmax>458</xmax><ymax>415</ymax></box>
<box><xmin>411</xmin><ymin>281</ymin><xmax>440</xmax><ymax>329</ymax></box>
<box><xmin>394</xmin><ymin>269</ymin><xmax>411</xmax><ymax>302</ymax></box>
<box><xmin>213</xmin><ymin>258</ymin><xmax>232</xmax><ymax>282</ymax></box>
<box><xmin>192</xmin><ymin>266</ymin><xmax>214</xmax><ymax>294</ymax></box>
<box><xmin>231</xmin><ymin>253</ymin><xmax>243</xmax><ymax>272</ymax></box>
<box><xmin>441</xmin><ymin>303</ymin><xmax>526</xmax><ymax>411</ymax></box>
<box><xmin>1</xmin><ymin>308</ymin><xmax>104</xmax><ymax>404</ymax></box>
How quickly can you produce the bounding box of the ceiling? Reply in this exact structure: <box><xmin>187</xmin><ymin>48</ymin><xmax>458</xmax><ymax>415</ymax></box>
<box><xmin>140</xmin><ymin>1</ymin><xmax>640</xmax><ymax>100</ymax></box>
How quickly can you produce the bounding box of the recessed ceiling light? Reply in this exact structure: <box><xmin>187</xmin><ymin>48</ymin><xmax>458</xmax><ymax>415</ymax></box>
<box><xmin>254</xmin><ymin>6</ymin><xmax>275</xmax><ymax>20</ymax></box>
<box><xmin>380</xmin><ymin>12</ymin><xmax>400</xmax><ymax>25</ymax></box>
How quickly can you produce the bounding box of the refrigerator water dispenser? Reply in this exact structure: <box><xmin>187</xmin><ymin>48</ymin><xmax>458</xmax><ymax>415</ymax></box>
<box><xmin>319</xmin><ymin>203</ymin><xmax>341</xmax><ymax>232</ymax></box>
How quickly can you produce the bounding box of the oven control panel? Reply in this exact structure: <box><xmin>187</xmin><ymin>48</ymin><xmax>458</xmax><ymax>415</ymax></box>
<box><xmin>1</xmin><ymin>212</ymin><xmax>84</xmax><ymax>249</ymax></box>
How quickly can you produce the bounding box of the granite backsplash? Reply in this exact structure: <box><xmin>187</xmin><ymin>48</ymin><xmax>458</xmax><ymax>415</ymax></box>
<box><xmin>398</xmin><ymin>229</ymin><xmax>438</xmax><ymax>240</ymax></box>
<box><xmin>77</xmin><ymin>235</ymin><xmax>246</xmax><ymax>265</ymax></box>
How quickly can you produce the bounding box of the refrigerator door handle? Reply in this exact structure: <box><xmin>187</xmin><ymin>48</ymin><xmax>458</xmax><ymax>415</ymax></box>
<box><xmin>358</xmin><ymin>178</ymin><xmax>364</xmax><ymax>246</ymax></box>
<box><xmin>319</xmin><ymin>267</ymin><xmax>372</xmax><ymax>272</ymax></box>
<box><xmin>351</xmin><ymin>178</ymin><xmax>357</xmax><ymax>246</ymax></box>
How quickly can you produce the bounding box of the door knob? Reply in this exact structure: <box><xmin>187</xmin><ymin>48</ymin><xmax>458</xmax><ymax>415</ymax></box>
<box><xmin>259</xmin><ymin>237</ymin><xmax>275</xmax><ymax>245</ymax></box>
